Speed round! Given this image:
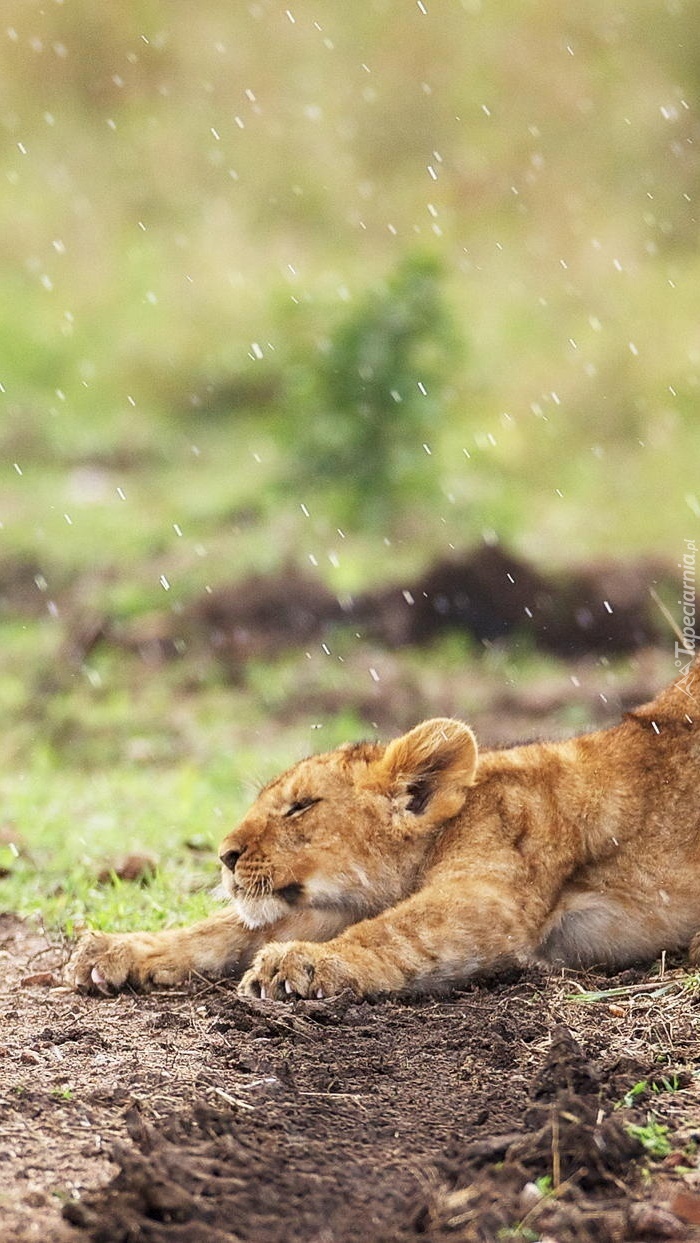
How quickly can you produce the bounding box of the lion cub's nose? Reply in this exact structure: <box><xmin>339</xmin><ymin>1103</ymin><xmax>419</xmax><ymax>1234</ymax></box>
<box><xmin>220</xmin><ymin>848</ymin><xmax>242</xmax><ymax>873</ymax></box>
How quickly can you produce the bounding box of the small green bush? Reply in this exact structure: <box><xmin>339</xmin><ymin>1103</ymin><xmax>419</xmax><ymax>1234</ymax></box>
<box><xmin>287</xmin><ymin>252</ymin><xmax>460</xmax><ymax>529</ymax></box>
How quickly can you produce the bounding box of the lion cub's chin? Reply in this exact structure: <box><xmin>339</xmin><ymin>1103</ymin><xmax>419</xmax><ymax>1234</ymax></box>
<box><xmin>233</xmin><ymin>893</ymin><xmax>293</xmax><ymax>930</ymax></box>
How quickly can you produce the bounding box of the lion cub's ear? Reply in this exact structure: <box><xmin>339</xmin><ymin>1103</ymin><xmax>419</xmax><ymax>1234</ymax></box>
<box><xmin>375</xmin><ymin>718</ymin><xmax>478</xmax><ymax>832</ymax></box>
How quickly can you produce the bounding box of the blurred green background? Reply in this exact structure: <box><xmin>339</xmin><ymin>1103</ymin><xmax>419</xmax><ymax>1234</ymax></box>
<box><xmin>0</xmin><ymin>0</ymin><xmax>698</xmax><ymax>925</ymax></box>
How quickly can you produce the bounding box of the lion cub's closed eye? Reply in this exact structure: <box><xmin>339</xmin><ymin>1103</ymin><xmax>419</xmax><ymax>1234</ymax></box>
<box><xmin>284</xmin><ymin>798</ymin><xmax>321</xmax><ymax>818</ymax></box>
<box><xmin>67</xmin><ymin>664</ymin><xmax>700</xmax><ymax>1000</ymax></box>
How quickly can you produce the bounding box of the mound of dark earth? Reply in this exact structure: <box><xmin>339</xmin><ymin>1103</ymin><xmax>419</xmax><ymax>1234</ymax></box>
<box><xmin>81</xmin><ymin>545</ymin><xmax>681</xmax><ymax>675</ymax></box>
<box><xmin>351</xmin><ymin>547</ymin><xmax>673</xmax><ymax>655</ymax></box>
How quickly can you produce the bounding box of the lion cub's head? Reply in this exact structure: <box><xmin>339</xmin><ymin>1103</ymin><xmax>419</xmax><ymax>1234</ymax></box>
<box><xmin>218</xmin><ymin>718</ymin><xmax>478</xmax><ymax>930</ymax></box>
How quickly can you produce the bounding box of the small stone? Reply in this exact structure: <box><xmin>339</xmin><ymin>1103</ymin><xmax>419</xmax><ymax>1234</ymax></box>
<box><xmin>627</xmin><ymin>1201</ymin><xmax>686</xmax><ymax>1237</ymax></box>
<box><xmin>20</xmin><ymin>971</ymin><xmax>60</xmax><ymax>987</ymax></box>
<box><xmin>96</xmin><ymin>852</ymin><xmax>158</xmax><ymax>884</ymax></box>
<box><xmin>670</xmin><ymin>1192</ymin><xmax>700</xmax><ymax>1225</ymax></box>
<box><xmin>23</xmin><ymin>1190</ymin><xmax>49</xmax><ymax>1208</ymax></box>
<box><xmin>519</xmin><ymin>1182</ymin><xmax>543</xmax><ymax>1211</ymax></box>
<box><xmin>19</xmin><ymin>1048</ymin><xmax>41</xmax><ymax>1065</ymax></box>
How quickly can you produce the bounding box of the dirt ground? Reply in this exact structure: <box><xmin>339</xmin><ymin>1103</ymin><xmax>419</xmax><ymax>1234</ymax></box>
<box><xmin>3</xmin><ymin>916</ymin><xmax>700</xmax><ymax>1243</ymax></box>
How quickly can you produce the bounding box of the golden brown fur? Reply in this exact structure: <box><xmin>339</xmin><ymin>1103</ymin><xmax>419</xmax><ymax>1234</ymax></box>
<box><xmin>68</xmin><ymin>659</ymin><xmax>700</xmax><ymax>999</ymax></box>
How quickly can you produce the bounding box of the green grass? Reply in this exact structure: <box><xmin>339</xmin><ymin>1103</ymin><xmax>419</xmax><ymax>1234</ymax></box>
<box><xmin>626</xmin><ymin>1117</ymin><xmax>673</xmax><ymax>1160</ymax></box>
<box><xmin>1</xmin><ymin>739</ymin><xmax>309</xmax><ymax>934</ymax></box>
<box><xmin>619</xmin><ymin>1075</ymin><xmax>682</xmax><ymax>1109</ymax></box>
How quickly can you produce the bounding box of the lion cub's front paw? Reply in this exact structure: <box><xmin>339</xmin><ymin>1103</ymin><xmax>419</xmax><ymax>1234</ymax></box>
<box><xmin>239</xmin><ymin>940</ymin><xmax>362</xmax><ymax>1001</ymax></box>
<box><xmin>66</xmin><ymin>931</ymin><xmax>185</xmax><ymax>993</ymax></box>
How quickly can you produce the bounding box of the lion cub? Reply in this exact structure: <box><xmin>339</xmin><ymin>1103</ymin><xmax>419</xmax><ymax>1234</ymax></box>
<box><xmin>69</xmin><ymin>660</ymin><xmax>700</xmax><ymax>999</ymax></box>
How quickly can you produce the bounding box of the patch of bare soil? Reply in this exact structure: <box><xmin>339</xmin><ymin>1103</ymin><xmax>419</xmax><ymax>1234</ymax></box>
<box><xmin>3</xmin><ymin>917</ymin><xmax>700</xmax><ymax>1243</ymax></box>
<box><xmin>64</xmin><ymin>545</ymin><xmax>684</xmax><ymax>675</ymax></box>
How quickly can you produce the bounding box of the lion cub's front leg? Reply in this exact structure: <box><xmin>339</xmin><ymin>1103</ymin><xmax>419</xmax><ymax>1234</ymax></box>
<box><xmin>67</xmin><ymin>906</ymin><xmax>353</xmax><ymax>993</ymax></box>
<box><xmin>240</xmin><ymin>874</ymin><xmax>535</xmax><ymax>1000</ymax></box>
<box><xmin>67</xmin><ymin>909</ymin><xmax>258</xmax><ymax>992</ymax></box>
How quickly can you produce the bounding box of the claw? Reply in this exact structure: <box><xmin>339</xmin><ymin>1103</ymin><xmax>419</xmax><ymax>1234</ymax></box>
<box><xmin>259</xmin><ymin>984</ymin><xmax>267</xmax><ymax>1000</ymax></box>
<box><xmin>90</xmin><ymin>966</ymin><xmax>110</xmax><ymax>994</ymax></box>
<box><xmin>284</xmin><ymin>980</ymin><xmax>293</xmax><ymax>995</ymax></box>
<box><xmin>316</xmin><ymin>988</ymin><xmax>325</xmax><ymax>999</ymax></box>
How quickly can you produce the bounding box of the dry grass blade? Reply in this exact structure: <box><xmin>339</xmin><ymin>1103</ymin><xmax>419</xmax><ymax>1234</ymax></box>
<box><xmin>565</xmin><ymin>979</ymin><xmax>681</xmax><ymax>1004</ymax></box>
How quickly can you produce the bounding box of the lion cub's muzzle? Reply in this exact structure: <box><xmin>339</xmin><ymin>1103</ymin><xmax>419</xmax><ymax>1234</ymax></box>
<box><xmin>230</xmin><ymin>883</ymin><xmax>304</xmax><ymax>931</ymax></box>
<box><xmin>219</xmin><ymin>847</ymin><xmax>305</xmax><ymax>927</ymax></box>
<box><xmin>219</xmin><ymin>849</ymin><xmax>303</xmax><ymax>904</ymax></box>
